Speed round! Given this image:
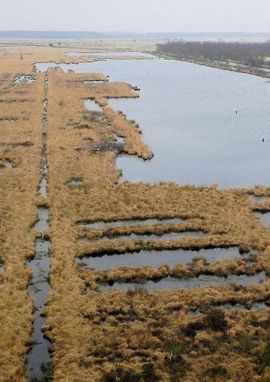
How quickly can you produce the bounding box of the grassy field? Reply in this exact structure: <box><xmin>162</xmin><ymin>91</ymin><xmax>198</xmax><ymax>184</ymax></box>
<box><xmin>1</xmin><ymin>43</ymin><xmax>270</xmax><ymax>381</ymax></box>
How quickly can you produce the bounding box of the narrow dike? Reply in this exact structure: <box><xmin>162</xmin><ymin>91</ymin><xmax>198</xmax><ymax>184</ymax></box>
<box><xmin>27</xmin><ymin>72</ymin><xmax>51</xmax><ymax>380</ymax></box>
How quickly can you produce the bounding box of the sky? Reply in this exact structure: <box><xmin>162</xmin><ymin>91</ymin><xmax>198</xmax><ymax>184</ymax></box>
<box><xmin>0</xmin><ymin>0</ymin><xmax>270</xmax><ymax>33</ymax></box>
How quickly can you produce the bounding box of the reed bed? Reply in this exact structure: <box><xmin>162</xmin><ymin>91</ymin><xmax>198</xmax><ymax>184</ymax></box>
<box><xmin>1</xmin><ymin>45</ymin><xmax>270</xmax><ymax>381</ymax></box>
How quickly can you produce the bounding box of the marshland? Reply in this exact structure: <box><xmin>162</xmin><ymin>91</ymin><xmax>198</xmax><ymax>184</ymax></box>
<box><xmin>2</xmin><ymin>29</ymin><xmax>270</xmax><ymax>382</ymax></box>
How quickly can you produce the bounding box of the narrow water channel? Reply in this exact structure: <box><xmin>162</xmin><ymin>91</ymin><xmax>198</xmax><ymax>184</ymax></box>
<box><xmin>98</xmin><ymin>272</ymin><xmax>267</xmax><ymax>292</ymax></box>
<box><xmin>190</xmin><ymin>301</ymin><xmax>268</xmax><ymax>315</ymax></box>
<box><xmin>76</xmin><ymin>246</ymin><xmax>250</xmax><ymax>270</ymax></box>
<box><xmin>26</xmin><ymin>72</ymin><xmax>51</xmax><ymax>380</ymax></box>
<box><xmin>79</xmin><ymin>230</ymin><xmax>206</xmax><ymax>243</ymax></box>
<box><xmin>77</xmin><ymin>216</ymin><xmax>185</xmax><ymax>229</ymax></box>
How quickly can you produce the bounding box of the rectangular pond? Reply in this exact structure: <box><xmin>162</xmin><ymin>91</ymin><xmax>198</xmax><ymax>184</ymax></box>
<box><xmin>76</xmin><ymin>246</ymin><xmax>247</xmax><ymax>270</ymax></box>
<box><xmin>35</xmin><ymin>56</ymin><xmax>270</xmax><ymax>188</ymax></box>
<box><xmin>98</xmin><ymin>272</ymin><xmax>267</xmax><ymax>292</ymax></box>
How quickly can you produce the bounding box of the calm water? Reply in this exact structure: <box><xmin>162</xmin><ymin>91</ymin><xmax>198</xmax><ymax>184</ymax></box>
<box><xmin>33</xmin><ymin>208</ymin><xmax>49</xmax><ymax>232</ymax></box>
<box><xmin>84</xmin><ymin>99</ymin><xmax>102</xmax><ymax>112</ymax></box>
<box><xmin>80</xmin><ymin>230</ymin><xmax>206</xmax><ymax>243</ymax></box>
<box><xmin>76</xmin><ymin>247</ymin><xmax>246</xmax><ymax>270</ymax></box>
<box><xmin>35</xmin><ymin>58</ymin><xmax>270</xmax><ymax>187</ymax></box>
<box><xmin>27</xmin><ymin>238</ymin><xmax>51</xmax><ymax>379</ymax></box>
<box><xmin>77</xmin><ymin>216</ymin><xmax>184</xmax><ymax>229</ymax></box>
<box><xmin>255</xmin><ymin>211</ymin><xmax>270</xmax><ymax>228</ymax></box>
<box><xmin>98</xmin><ymin>272</ymin><xmax>267</xmax><ymax>292</ymax></box>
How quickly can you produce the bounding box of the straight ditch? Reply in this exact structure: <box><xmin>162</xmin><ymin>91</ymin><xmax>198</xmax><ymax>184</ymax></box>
<box><xmin>77</xmin><ymin>216</ymin><xmax>185</xmax><ymax>229</ymax></box>
<box><xmin>79</xmin><ymin>230</ymin><xmax>206</xmax><ymax>243</ymax></box>
<box><xmin>76</xmin><ymin>246</ymin><xmax>252</xmax><ymax>270</ymax></box>
<box><xmin>98</xmin><ymin>272</ymin><xmax>267</xmax><ymax>292</ymax></box>
<box><xmin>26</xmin><ymin>72</ymin><xmax>51</xmax><ymax>380</ymax></box>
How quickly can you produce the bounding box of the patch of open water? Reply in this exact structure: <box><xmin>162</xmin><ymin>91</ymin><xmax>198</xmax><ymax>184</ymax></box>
<box><xmin>98</xmin><ymin>272</ymin><xmax>267</xmax><ymax>292</ymax></box>
<box><xmin>84</xmin><ymin>99</ymin><xmax>102</xmax><ymax>112</ymax></box>
<box><xmin>27</xmin><ymin>238</ymin><xmax>51</xmax><ymax>378</ymax></box>
<box><xmin>76</xmin><ymin>246</ymin><xmax>250</xmax><ymax>270</ymax></box>
<box><xmin>14</xmin><ymin>75</ymin><xmax>35</xmax><ymax>84</ymax></box>
<box><xmin>255</xmin><ymin>211</ymin><xmax>270</xmax><ymax>228</ymax></box>
<box><xmin>34</xmin><ymin>57</ymin><xmax>270</xmax><ymax>188</ymax></box>
<box><xmin>250</xmin><ymin>195</ymin><xmax>269</xmax><ymax>204</ymax></box>
<box><xmin>79</xmin><ymin>230</ymin><xmax>206</xmax><ymax>243</ymax></box>
<box><xmin>77</xmin><ymin>217</ymin><xmax>184</xmax><ymax>229</ymax></box>
<box><xmin>33</xmin><ymin>207</ymin><xmax>49</xmax><ymax>232</ymax></box>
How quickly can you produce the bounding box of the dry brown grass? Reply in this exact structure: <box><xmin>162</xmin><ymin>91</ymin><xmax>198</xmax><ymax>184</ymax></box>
<box><xmin>0</xmin><ymin>68</ymin><xmax>43</xmax><ymax>381</ymax></box>
<box><xmin>1</xmin><ymin>44</ymin><xmax>270</xmax><ymax>381</ymax></box>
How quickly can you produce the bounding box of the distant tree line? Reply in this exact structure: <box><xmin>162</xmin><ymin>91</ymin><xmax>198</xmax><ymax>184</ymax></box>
<box><xmin>157</xmin><ymin>41</ymin><xmax>270</xmax><ymax>67</ymax></box>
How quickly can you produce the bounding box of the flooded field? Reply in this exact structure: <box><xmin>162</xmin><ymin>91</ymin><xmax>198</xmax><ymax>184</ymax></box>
<box><xmin>76</xmin><ymin>246</ymin><xmax>248</xmax><ymax>270</ymax></box>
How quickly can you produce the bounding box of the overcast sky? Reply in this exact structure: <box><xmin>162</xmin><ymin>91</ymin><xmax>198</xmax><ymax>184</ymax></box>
<box><xmin>0</xmin><ymin>0</ymin><xmax>270</xmax><ymax>33</ymax></box>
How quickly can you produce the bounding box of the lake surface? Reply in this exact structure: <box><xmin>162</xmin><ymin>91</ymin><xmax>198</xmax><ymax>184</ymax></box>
<box><xmin>35</xmin><ymin>58</ymin><xmax>270</xmax><ymax>187</ymax></box>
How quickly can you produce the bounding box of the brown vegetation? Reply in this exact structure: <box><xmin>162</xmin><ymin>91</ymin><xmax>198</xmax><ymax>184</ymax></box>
<box><xmin>1</xmin><ymin>43</ymin><xmax>270</xmax><ymax>382</ymax></box>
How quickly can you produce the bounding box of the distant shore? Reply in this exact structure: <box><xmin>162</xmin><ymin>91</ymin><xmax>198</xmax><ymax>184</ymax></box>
<box><xmin>157</xmin><ymin>53</ymin><xmax>270</xmax><ymax>80</ymax></box>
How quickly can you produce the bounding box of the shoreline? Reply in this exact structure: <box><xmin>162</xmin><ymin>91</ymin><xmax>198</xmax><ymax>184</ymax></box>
<box><xmin>156</xmin><ymin>52</ymin><xmax>270</xmax><ymax>80</ymax></box>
